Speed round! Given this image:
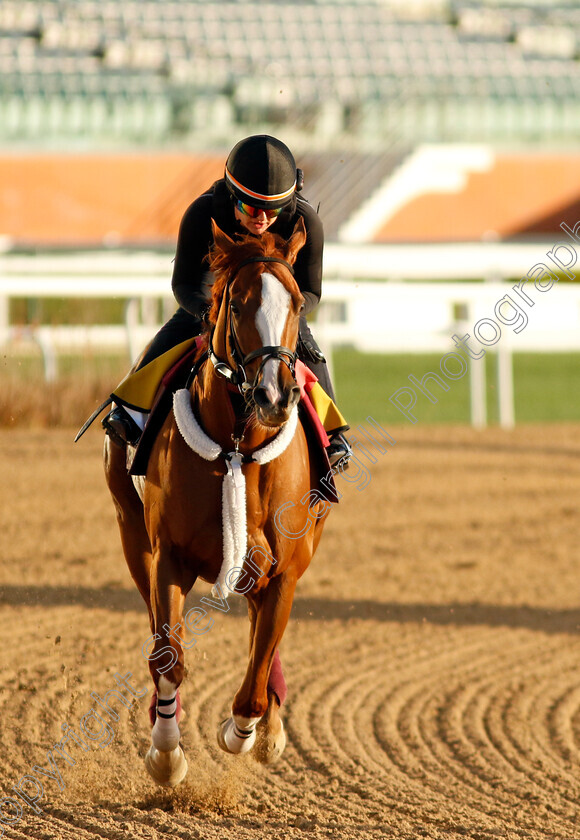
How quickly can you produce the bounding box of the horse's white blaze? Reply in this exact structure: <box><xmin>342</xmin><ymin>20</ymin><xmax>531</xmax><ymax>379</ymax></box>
<box><xmin>255</xmin><ymin>272</ymin><xmax>291</xmax><ymax>404</ymax></box>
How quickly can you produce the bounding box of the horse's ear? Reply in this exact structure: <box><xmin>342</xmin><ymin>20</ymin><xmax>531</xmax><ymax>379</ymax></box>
<box><xmin>211</xmin><ymin>219</ymin><xmax>235</xmax><ymax>253</ymax></box>
<box><xmin>283</xmin><ymin>217</ymin><xmax>307</xmax><ymax>266</ymax></box>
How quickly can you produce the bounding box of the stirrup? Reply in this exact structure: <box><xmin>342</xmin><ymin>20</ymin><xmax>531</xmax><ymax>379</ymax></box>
<box><xmin>102</xmin><ymin>407</ymin><xmax>142</xmax><ymax>447</ymax></box>
<box><xmin>327</xmin><ymin>434</ymin><xmax>352</xmax><ymax>472</ymax></box>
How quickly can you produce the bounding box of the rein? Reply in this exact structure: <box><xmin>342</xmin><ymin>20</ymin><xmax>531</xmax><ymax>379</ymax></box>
<box><xmin>208</xmin><ymin>256</ymin><xmax>298</xmax><ymax>394</ymax></box>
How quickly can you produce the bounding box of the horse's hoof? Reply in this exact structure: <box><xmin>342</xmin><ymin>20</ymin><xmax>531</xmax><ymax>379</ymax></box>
<box><xmin>216</xmin><ymin>717</ymin><xmax>230</xmax><ymax>753</ymax></box>
<box><xmin>144</xmin><ymin>744</ymin><xmax>188</xmax><ymax>787</ymax></box>
<box><xmin>255</xmin><ymin>718</ymin><xmax>286</xmax><ymax>765</ymax></box>
<box><xmin>216</xmin><ymin>717</ymin><xmax>257</xmax><ymax>755</ymax></box>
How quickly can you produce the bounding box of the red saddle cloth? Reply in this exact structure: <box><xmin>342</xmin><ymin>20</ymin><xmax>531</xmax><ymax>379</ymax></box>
<box><xmin>294</xmin><ymin>360</ymin><xmax>331</xmax><ymax>450</ymax></box>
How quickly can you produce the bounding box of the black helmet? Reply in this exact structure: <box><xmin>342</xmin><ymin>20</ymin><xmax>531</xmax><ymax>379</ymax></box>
<box><xmin>225</xmin><ymin>135</ymin><xmax>297</xmax><ymax>210</ymax></box>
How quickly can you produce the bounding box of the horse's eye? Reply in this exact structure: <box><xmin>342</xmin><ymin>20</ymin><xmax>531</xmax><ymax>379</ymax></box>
<box><xmin>230</xmin><ymin>301</ymin><xmax>240</xmax><ymax>315</ymax></box>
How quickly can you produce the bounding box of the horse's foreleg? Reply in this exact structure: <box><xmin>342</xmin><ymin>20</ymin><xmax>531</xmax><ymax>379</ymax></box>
<box><xmin>247</xmin><ymin>601</ymin><xmax>287</xmax><ymax>699</ymax></box>
<box><xmin>217</xmin><ymin>571</ymin><xmax>296</xmax><ymax>758</ymax></box>
<box><xmin>150</xmin><ymin>674</ymin><xmax>182</xmax><ymax>752</ymax></box>
<box><xmin>144</xmin><ymin>546</ymin><xmax>190</xmax><ymax>787</ymax></box>
<box><xmin>254</xmin><ymin>683</ymin><xmax>286</xmax><ymax>765</ymax></box>
<box><xmin>243</xmin><ymin>597</ymin><xmax>287</xmax><ymax>762</ymax></box>
<box><xmin>144</xmin><ymin>673</ymin><xmax>188</xmax><ymax>787</ymax></box>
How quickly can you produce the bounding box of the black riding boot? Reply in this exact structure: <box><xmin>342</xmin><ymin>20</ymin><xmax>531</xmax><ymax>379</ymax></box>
<box><xmin>102</xmin><ymin>406</ymin><xmax>142</xmax><ymax>448</ymax></box>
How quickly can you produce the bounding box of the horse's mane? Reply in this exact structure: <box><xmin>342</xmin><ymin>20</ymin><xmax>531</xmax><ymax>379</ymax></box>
<box><xmin>206</xmin><ymin>230</ymin><xmax>291</xmax><ymax>326</ymax></box>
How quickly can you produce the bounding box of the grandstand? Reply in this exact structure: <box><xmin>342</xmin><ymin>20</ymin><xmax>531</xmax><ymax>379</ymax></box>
<box><xmin>0</xmin><ymin>0</ymin><xmax>580</xmax><ymax>154</ymax></box>
<box><xmin>1</xmin><ymin>0</ymin><xmax>579</xmax><ymax>242</ymax></box>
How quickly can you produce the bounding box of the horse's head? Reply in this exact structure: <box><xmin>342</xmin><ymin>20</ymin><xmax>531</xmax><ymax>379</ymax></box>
<box><xmin>208</xmin><ymin>219</ymin><xmax>307</xmax><ymax>428</ymax></box>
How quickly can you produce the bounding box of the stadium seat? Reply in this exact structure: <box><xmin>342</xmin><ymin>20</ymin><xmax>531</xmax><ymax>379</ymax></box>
<box><xmin>1</xmin><ymin>0</ymin><xmax>580</xmax><ymax>145</ymax></box>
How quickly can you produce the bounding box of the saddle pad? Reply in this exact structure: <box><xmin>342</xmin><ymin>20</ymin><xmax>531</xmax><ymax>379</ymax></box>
<box><xmin>129</xmin><ymin>340</ymin><xmax>204</xmax><ymax>476</ymax></box>
<box><xmin>113</xmin><ymin>337</ymin><xmax>200</xmax><ymax>413</ymax></box>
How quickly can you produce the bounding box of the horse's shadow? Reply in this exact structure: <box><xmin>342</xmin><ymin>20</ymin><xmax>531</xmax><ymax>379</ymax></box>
<box><xmin>1</xmin><ymin>585</ymin><xmax>578</xmax><ymax>635</ymax></box>
<box><xmin>292</xmin><ymin>597</ymin><xmax>580</xmax><ymax>635</ymax></box>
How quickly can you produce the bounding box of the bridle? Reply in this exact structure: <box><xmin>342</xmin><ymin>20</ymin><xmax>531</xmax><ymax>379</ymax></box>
<box><xmin>208</xmin><ymin>256</ymin><xmax>298</xmax><ymax>396</ymax></box>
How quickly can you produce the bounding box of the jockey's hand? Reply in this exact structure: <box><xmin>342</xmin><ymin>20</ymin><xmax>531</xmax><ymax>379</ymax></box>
<box><xmin>299</xmin><ymin>336</ymin><xmax>326</xmax><ymax>364</ymax></box>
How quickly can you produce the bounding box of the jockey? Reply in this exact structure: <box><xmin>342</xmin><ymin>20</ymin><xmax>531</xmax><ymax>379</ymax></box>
<box><xmin>103</xmin><ymin>134</ymin><xmax>351</xmax><ymax>468</ymax></box>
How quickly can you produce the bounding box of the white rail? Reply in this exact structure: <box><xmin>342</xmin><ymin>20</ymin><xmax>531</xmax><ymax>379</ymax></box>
<box><xmin>2</xmin><ymin>244</ymin><xmax>579</xmax><ymax>428</ymax></box>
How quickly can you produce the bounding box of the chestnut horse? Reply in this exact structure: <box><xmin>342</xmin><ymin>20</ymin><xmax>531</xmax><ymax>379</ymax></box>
<box><xmin>104</xmin><ymin>219</ymin><xmax>331</xmax><ymax>786</ymax></box>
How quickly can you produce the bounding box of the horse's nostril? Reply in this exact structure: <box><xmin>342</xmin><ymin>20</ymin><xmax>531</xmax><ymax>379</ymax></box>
<box><xmin>254</xmin><ymin>384</ymin><xmax>300</xmax><ymax>413</ymax></box>
<box><xmin>253</xmin><ymin>387</ymin><xmax>270</xmax><ymax>408</ymax></box>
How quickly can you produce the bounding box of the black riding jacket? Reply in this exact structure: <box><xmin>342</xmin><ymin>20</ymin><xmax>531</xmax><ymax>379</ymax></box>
<box><xmin>171</xmin><ymin>179</ymin><xmax>324</xmax><ymax>319</ymax></box>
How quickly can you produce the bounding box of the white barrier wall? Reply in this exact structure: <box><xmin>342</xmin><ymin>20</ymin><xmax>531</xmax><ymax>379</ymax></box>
<box><xmin>1</xmin><ymin>243</ymin><xmax>579</xmax><ymax>427</ymax></box>
<box><xmin>315</xmin><ymin>280</ymin><xmax>580</xmax><ymax>353</ymax></box>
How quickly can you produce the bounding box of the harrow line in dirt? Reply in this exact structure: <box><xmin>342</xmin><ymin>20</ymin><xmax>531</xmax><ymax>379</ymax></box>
<box><xmin>4</xmin><ymin>426</ymin><xmax>580</xmax><ymax>839</ymax></box>
<box><xmin>496</xmin><ymin>666</ymin><xmax>580</xmax><ymax>798</ymax></box>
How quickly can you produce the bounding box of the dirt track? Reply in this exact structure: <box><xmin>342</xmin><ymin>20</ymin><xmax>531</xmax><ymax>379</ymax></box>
<box><xmin>1</xmin><ymin>423</ymin><xmax>580</xmax><ymax>840</ymax></box>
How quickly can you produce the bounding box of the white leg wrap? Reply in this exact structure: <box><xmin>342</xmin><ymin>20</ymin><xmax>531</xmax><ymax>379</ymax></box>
<box><xmin>152</xmin><ymin>713</ymin><xmax>181</xmax><ymax>752</ymax></box>
<box><xmin>151</xmin><ymin>678</ymin><xmax>180</xmax><ymax>752</ymax></box>
<box><xmin>221</xmin><ymin>714</ymin><xmax>262</xmax><ymax>755</ymax></box>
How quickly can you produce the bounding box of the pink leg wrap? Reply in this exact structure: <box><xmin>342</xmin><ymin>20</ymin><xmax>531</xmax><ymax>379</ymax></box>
<box><xmin>268</xmin><ymin>650</ymin><xmax>287</xmax><ymax>706</ymax></box>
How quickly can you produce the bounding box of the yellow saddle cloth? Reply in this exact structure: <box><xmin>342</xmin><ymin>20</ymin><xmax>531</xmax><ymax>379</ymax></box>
<box><xmin>112</xmin><ymin>338</ymin><xmax>347</xmax><ymax>439</ymax></box>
